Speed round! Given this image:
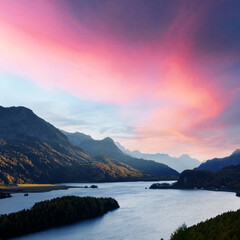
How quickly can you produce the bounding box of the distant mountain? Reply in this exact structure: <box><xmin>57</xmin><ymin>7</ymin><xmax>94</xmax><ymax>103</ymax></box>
<box><xmin>0</xmin><ymin>106</ymin><xmax>156</xmax><ymax>184</ymax></box>
<box><xmin>115</xmin><ymin>142</ymin><xmax>200</xmax><ymax>172</ymax></box>
<box><xmin>196</xmin><ymin>149</ymin><xmax>240</xmax><ymax>171</ymax></box>
<box><xmin>63</xmin><ymin>132</ymin><xmax>179</xmax><ymax>178</ymax></box>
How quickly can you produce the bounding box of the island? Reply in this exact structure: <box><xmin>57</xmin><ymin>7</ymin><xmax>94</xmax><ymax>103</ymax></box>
<box><xmin>0</xmin><ymin>196</ymin><xmax>120</xmax><ymax>239</ymax></box>
<box><xmin>149</xmin><ymin>183</ymin><xmax>172</xmax><ymax>189</ymax></box>
<box><xmin>0</xmin><ymin>192</ymin><xmax>12</xmax><ymax>199</ymax></box>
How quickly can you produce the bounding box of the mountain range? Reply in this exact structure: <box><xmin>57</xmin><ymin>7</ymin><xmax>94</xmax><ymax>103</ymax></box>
<box><xmin>1</xmin><ymin>105</ymin><xmax>239</xmax><ymax>189</ymax></box>
<box><xmin>62</xmin><ymin>131</ymin><xmax>179</xmax><ymax>177</ymax></box>
<box><xmin>0</xmin><ymin>106</ymin><xmax>178</xmax><ymax>184</ymax></box>
<box><xmin>115</xmin><ymin>142</ymin><xmax>200</xmax><ymax>172</ymax></box>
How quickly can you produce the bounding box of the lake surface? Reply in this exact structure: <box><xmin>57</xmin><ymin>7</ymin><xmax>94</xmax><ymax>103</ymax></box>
<box><xmin>1</xmin><ymin>181</ymin><xmax>240</xmax><ymax>240</ymax></box>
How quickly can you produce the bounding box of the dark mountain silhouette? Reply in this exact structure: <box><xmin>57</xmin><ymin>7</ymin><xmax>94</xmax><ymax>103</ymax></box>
<box><xmin>0</xmin><ymin>106</ymin><xmax>159</xmax><ymax>184</ymax></box>
<box><xmin>196</xmin><ymin>149</ymin><xmax>240</xmax><ymax>171</ymax></box>
<box><xmin>115</xmin><ymin>142</ymin><xmax>200</xmax><ymax>172</ymax></box>
<box><xmin>63</xmin><ymin>132</ymin><xmax>179</xmax><ymax>178</ymax></box>
<box><xmin>0</xmin><ymin>106</ymin><xmax>68</xmax><ymax>150</ymax></box>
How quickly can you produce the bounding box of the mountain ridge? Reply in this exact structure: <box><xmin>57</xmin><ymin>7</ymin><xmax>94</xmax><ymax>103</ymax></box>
<box><xmin>0</xmin><ymin>106</ymin><xmax>152</xmax><ymax>183</ymax></box>
<box><xmin>196</xmin><ymin>149</ymin><xmax>240</xmax><ymax>171</ymax></box>
<box><xmin>63</xmin><ymin>131</ymin><xmax>179</xmax><ymax>177</ymax></box>
<box><xmin>0</xmin><ymin>106</ymin><xmax>177</xmax><ymax>184</ymax></box>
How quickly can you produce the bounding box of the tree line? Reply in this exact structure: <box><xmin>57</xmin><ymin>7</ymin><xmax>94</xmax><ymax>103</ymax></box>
<box><xmin>170</xmin><ymin>208</ymin><xmax>240</xmax><ymax>240</ymax></box>
<box><xmin>0</xmin><ymin>196</ymin><xmax>119</xmax><ymax>239</ymax></box>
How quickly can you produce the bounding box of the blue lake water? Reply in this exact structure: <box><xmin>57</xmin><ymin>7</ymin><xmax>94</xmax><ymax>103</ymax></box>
<box><xmin>1</xmin><ymin>181</ymin><xmax>240</xmax><ymax>240</ymax></box>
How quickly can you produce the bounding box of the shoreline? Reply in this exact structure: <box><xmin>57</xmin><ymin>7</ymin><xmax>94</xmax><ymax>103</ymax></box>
<box><xmin>0</xmin><ymin>184</ymin><xmax>84</xmax><ymax>194</ymax></box>
<box><xmin>149</xmin><ymin>183</ymin><xmax>240</xmax><ymax>197</ymax></box>
<box><xmin>0</xmin><ymin>179</ymin><xmax>176</xmax><ymax>194</ymax></box>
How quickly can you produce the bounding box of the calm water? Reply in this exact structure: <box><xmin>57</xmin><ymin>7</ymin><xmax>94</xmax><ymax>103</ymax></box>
<box><xmin>1</xmin><ymin>181</ymin><xmax>240</xmax><ymax>240</ymax></box>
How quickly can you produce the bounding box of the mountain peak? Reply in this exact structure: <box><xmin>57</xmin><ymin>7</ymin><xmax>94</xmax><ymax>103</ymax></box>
<box><xmin>179</xmin><ymin>154</ymin><xmax>191</xmax><ymax>159</ymax></box>
<box><xmin>102</xmin><ymin>137</ymin><xmax>114</xmax><ymax>143</ymax></box>
<box><xmin>0</xmin><ymin>106</ymin><xmax>34</xmax><ymax>116</ymax></box>
<box><xmin>0</xmin><ymin>105</ymin><xmax>69</xmax><ymax>147</ymax></box>
<box><xmin>231</xmin><ymin>149</ymin><xmax>240</xmax><ymax>156</ymax></box>
<box><xmin>72</xmin><ymin>132</ymin><xmax>93</xmax><ymax>141</ymax></box>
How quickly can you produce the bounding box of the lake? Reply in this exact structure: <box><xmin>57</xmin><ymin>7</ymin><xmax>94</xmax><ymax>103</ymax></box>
<box><xmin>1</xmin><ymin>181</ymin><xmax>240</xmax><ymax>240</ymax></box>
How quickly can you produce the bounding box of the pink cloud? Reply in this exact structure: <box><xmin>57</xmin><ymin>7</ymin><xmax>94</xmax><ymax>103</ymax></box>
<box><xmin>0</xmin><ymin>0</ymin><xmax>239</xmax><ymax>160</ymax></box>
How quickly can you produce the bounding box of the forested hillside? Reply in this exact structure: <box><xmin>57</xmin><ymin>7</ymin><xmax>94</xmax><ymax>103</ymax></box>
<box><xmin>170</xmin><ymin>209</ymin><xmax>240</xmax><ymax>240</ymax></box>
<box><xmin>0</xmin><ymin>106</ymin><xmax>155</xmax><ymax>184</ymax></box>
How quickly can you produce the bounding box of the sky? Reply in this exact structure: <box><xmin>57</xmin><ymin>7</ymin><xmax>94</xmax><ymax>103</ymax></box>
<box><xmin>0</xmin><ymin>0</ymin><xmax>240</xmax><ymax>161</ymax></box>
